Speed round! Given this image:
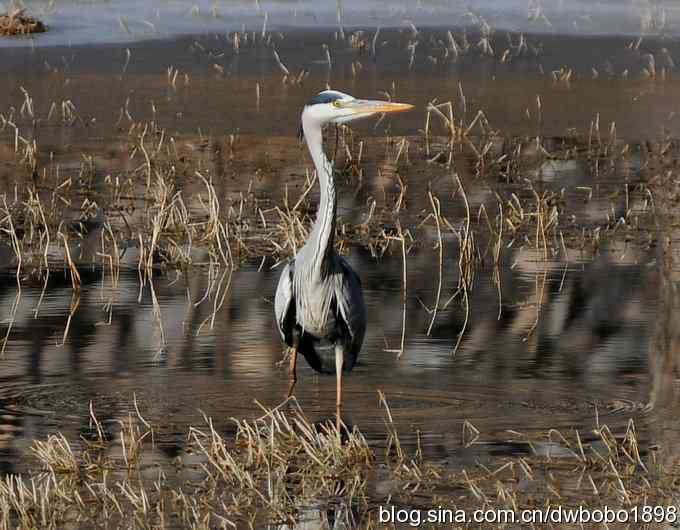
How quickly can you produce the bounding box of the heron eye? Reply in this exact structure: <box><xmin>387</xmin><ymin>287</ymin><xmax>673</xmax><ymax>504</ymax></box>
<box><xmin>332</xmin><ymin>100</ymin><xmax>342</xmax><ymax>108</ymax></box>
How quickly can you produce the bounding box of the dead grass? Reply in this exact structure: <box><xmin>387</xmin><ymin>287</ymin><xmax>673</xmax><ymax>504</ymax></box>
<box><xmin>0</xmin><ymin>396</ymin><xmax>669</xmax><ymax>529</ymax></box>
<box><xmin>0</xmin><ymin>81</ymin><xmax>660</xmax><ymax>361</ymax></box>
<box><xmin>0</xmin><ymin>9</ymin><xmax>46</xmax><ymax>36</ymax></box>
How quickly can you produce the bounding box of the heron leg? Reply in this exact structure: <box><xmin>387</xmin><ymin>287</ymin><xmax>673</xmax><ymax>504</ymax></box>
<box><xmin>286</xmin><ymin>343</ymin><xmax>298</xmax><ymax>398</ymax></box>
<box><xmin>335</xmin><ymin>344</ymin><xmax>344</xmax><ymax>433</ymax></box>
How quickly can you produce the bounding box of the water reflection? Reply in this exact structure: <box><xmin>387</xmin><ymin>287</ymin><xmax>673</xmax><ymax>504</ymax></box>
<box><xmin>0</xmin><ymin>234</ymin><xmax>656</xmax><ymax>476</ymax></box>
<box><xmin>275</xmin><ymin>502</ymin><xmax>363</xmax><ymax>530</ymax></box>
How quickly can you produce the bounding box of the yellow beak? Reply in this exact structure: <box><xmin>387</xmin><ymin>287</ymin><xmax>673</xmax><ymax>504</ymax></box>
<box><xmin>347</xmin><ymin>99</ymin><xmax>415</xmax><ymax>115</ymax></box>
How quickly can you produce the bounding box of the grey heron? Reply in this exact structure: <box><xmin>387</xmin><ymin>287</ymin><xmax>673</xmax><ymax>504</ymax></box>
<box><xmin>274</xmin><ymin>89</ymin><xmax>413</xmax><ymax>425</ymax></box>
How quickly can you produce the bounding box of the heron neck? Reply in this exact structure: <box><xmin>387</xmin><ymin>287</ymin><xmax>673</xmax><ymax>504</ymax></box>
<box><xmin>305</xmin><ymin>121</ymin><xmax>336</xmax><ymax>276</ymax></box>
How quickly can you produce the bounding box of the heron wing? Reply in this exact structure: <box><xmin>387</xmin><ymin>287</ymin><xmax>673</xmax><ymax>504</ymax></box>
<box><xmin>274</xmin><ymin>259</ymin><xmax>295</xmax><ymax>343</ymax></box>
<box><xmin>334</xmin><ymin>257</ymin><xmax>367</xmax><ymax>349</ymax></box>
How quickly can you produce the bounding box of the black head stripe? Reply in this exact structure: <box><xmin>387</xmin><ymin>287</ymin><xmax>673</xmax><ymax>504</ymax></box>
<box><xmin>307</xmin><ymin>91</ymin><xmax>343</xmax><ymax>106</ymax></box>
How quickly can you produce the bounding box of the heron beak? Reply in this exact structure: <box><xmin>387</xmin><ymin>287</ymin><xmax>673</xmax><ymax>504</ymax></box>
<box><xmin>347</xmin><ymin>99</ymin><xmax>415</xmax><ymax>116</ymax></box>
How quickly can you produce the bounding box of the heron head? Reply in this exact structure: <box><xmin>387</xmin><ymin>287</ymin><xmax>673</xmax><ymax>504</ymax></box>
<box><xmin>300</xmin><ymin>90</ymin><xmax>413</xmax><ymax>132</ymax></box>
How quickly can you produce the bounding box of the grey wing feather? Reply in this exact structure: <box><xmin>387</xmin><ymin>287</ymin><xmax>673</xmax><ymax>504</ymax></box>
<box><xmin>274</xmin><ymin>260</ymin><xmax>294</xmax><ymax>340</ymax></box>
<box><xmin>335</xmin><ymin>257</ymin><xmax>367</xmax><ymax>348</ymax></box>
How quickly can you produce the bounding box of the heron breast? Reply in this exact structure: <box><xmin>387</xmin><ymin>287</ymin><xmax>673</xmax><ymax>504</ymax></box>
<box><xmin>292</xmin><ymin>266</ymin><xmax>343</xmax><ymax>338</ymax></box>
<box><xmin>296</xmin><ymin>300</ymin><xmax>337</xmax><ymax>337</ymax></box>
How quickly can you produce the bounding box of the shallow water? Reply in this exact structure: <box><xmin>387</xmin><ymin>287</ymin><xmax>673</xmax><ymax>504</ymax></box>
<box><xmin>0</xmin><ymin>10</ymin><xmax>677</xmax><ymax>527</ymax></box>
<box><xmin>3</xmin><ymin>0</ymin><xmax>680</xmax><ymax>49</ymax></box>
<box><xmin>0</xmin><ymin>248</ymin><xmax>656</xmax><ymax>470</ymax></box>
